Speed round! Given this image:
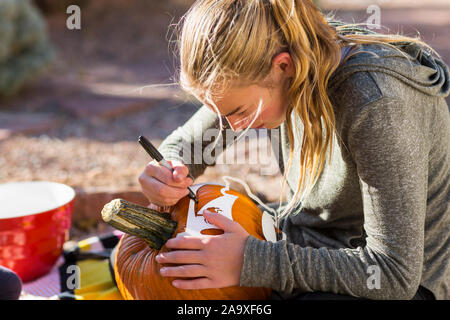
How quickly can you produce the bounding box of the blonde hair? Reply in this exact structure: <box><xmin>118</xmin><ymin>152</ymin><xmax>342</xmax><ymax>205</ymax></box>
<box><xmin>175</xmin><ymin>0</ymin><xmax>438</xmax><ymax>226</ymax></box>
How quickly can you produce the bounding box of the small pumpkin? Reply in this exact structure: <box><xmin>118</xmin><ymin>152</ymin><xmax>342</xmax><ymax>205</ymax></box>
<box><xmin>103</xmin><ymin>183</ymin><xmax>271</xmax><ymax>300</ymax></box>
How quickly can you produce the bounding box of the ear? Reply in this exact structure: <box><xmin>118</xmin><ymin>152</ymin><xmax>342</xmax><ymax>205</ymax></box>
<box><xmin>272</xmin><ymin>52</ymin><xmax>294</xmax><ymax>78</ymax></box>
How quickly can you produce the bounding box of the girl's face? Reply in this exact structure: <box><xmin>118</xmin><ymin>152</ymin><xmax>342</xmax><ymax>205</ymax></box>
<box><xmin>209</xmin><ymin>82</ymin><xmax>290</xmax><ymax>131</ymax></box>
<box><xmin>203</xmin><ymin>52</ymin><xmax>294</xmax><ymax>131</ymax></box>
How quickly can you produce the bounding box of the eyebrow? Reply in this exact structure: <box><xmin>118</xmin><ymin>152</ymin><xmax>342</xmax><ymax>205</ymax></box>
<box><xmin>222</xmin><ymin>105</ymin><xmax>244</xmax><ymax>117</ymax></box>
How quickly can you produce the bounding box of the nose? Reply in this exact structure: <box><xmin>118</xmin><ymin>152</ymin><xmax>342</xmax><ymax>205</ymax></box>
<box><xmin>227</xmin><ymin>117</ymin><xmax>262</xmax><ymax>132</ymax></box>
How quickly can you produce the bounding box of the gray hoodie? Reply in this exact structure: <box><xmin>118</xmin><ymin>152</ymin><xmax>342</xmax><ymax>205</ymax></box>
<box><xmin>157</xmin><ymin>40</ymin><xmax>450</xmax><ymax>299</ymax></box>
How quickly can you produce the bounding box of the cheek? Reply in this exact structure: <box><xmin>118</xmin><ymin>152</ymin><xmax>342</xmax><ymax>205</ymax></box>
<box><xmin>261</xmin><ymin>103</ymin><xmax>286</xmax><ymax>122</ymax></box>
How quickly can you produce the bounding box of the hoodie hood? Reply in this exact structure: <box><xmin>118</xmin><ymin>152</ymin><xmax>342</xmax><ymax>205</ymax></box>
<box><xmin>328</xmin><ymin>23</ymin><xmax>450</xmax><ymax>98</ymax></box>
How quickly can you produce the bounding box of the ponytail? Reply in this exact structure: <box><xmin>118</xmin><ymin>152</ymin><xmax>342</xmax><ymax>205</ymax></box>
<box><xmin>269</xmin><ymin>0</ymin><xmax>342</xmax><ymax>222</ymax></box>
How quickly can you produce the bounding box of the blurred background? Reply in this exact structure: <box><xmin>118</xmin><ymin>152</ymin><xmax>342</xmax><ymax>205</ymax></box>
<box><xmin>0</xmin><ymin>0</ymin><xmax>449</xmax><ymax>240</ymax></box>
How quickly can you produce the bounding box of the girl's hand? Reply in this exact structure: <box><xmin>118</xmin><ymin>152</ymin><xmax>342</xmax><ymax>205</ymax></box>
<box><xmin>138</xmin><ymin>159</ymin><xmax>193</xmax><ymax>207</ymax></box>
<box><xmin>156</xmin><ymin>209</ymin><xmax>250</xmax><ymax>289</ymax></box>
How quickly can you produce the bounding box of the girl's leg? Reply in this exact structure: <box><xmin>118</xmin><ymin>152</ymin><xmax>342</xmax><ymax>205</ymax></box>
<box><xmin>0</xmin><ymin>266</ymin><xmax>22</xmax><ymax>300</ymax></box>
<box><xmin>270</xmin><ymin>290</ymin><xmax>364</xmax><ymax>300</ymax></box>
<box><xmin>270</xmin><ymin>286</ymin><xmax>435</xmax><ymax>300</ymax></box>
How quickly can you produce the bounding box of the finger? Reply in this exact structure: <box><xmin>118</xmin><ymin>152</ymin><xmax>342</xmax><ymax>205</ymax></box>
<box><xmin>203</xmin><ymin>209</ymin><xmax>238</xmax><ymax>232</ymax></box>
<box><xmin>144</xmin><ymin>162</ymin><xmax>174</xmax><ymax>185</ymax></box>
<box><xmin>165</xmin><ymin>236</ymin><xmax>205</xmax><ymax>250</ymax></box>
<box><xmin>156</xmin><ymin>250</ymin><xmax>204</xmax><ymax>264</ymax></box>
<box><xmin>160</xmin><ymin>264</ymin><xmax>207</xmax><ymax>278</ymax></box>
<box><xmin>139</xmin><ymin>176</ymin><xmax>189</xmax><ymax>206</ymax></box>
<box><xmin>148</xmin><ymin>203</ymin><xmax>172</xmax><ymax>213</ymax></box>
<box><xmin>172</xmin><ymin>277</ymin><xmax>214</xmax><ymax>290</ymax></box>
<box><xmin>145</xmin><ymin>162</ymin><xmax>192</xmax><ymax>188</ymax></box>
<box><xmin>148</xmin><ymin>176</ymin><xmax>190</xmax><ymax>200</ymax></box>
<box><xmin>168</xmin><ymin>160</ymin><xmax>193</xmax><ymax>184</ymax></box>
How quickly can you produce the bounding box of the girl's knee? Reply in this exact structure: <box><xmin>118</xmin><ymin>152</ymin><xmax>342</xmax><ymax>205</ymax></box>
<box><xmin>0</xmin><ymin>266</ymin><xmax>22</xmax><ymax>300</ymax></box>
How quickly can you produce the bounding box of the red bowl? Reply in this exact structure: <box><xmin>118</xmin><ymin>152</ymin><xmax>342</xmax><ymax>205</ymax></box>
<box><xmin>0</xmin><ymin>181</ymin><xmax>75</xmax><ymax>283</ymax></box>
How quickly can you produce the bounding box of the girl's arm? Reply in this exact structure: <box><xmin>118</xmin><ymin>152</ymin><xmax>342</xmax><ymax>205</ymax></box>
<box><xmin>240</xmin><ymin>97</ymin><xmax>430</xmax><ymax>300</ymax></box>
<box><xmin>157</xmin><ymin>105</ymin><xmax>232</xmax><ymax>179</ymax></box>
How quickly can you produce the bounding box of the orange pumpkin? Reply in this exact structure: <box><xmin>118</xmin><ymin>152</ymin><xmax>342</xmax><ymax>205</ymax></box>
<box><xmin>113</xmin><ymin>183</ymin><xmax>271</xmax><ymax>300</ymax></box>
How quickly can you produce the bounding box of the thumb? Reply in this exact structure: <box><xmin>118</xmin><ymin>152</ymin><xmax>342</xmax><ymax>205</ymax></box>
<box><xmin>203</xmin><ymin>209</ymin><xmax>237</xmax><ymax>232</ymax></box>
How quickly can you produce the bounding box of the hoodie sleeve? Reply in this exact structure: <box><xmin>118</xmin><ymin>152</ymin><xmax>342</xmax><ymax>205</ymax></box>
<box><xmin>239</xmin><ymin>97</ymin><xmax>428</xmax><ymax>300</ymax></box>
<box><xmin>157</xmin><ymin>105</ymin><xmax>233</xmax><ymax>178</ymax></box>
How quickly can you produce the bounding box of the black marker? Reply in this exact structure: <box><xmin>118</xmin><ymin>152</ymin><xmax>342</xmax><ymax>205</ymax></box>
<box><xmin>138</xmin><ymin>135</ymin><xmax>198</xmax><ymax>203</ymax></box>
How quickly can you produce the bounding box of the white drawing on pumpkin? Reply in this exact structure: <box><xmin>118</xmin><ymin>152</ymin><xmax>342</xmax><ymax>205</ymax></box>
<box><xmin>176</xmin><ymin>183</ymin><xmax>239</xmax><ymax>237</ymax></box>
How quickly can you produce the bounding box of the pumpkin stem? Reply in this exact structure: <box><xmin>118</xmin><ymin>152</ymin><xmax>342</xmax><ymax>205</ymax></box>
<box><xmin>101</xmin><ymin>199</ymin><xmax>177</xmax><ymax>250</ymax></box>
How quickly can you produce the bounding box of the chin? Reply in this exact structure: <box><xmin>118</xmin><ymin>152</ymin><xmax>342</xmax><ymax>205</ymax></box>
<box><xmin>261</xmin><ymin>122</ymin><xmax>282</xmax><ymax>129</ymax></box>
<box><xmin>252</xmin><ymin>118</ymin><xmax>285</xmax><ymax>130</ymax></box>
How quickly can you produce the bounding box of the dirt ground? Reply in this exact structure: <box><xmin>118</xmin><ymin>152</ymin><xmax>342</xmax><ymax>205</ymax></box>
<box><xmin>1</xmin><ymin>1</ymin><xmax>449</xmax><ymax>239</ymax></box>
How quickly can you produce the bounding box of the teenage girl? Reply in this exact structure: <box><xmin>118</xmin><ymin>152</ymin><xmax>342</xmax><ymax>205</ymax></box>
<box><xmin>138</xmin><ymin>0</ymin><xmax>449</xmax><ymax>300</ymax></box>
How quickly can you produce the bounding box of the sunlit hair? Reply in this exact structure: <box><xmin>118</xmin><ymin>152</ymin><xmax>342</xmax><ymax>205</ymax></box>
<box><xmin>174</xmin><ymin>0</ymin><xmax>438</xmax><ymax>225</ymax></box>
